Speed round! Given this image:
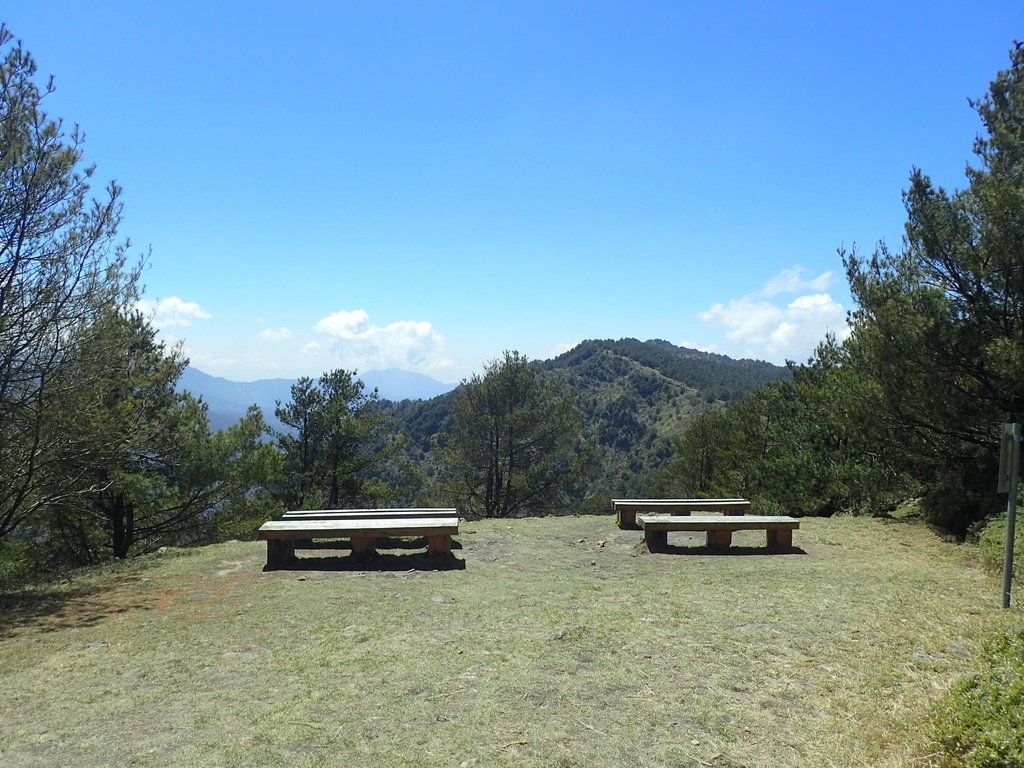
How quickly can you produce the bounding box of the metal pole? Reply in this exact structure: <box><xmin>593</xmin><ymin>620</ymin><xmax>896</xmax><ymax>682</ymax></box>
<box><xmin>1002</xmin><ymin>423</ymin><xmax>1021</xmax><ymax>609</ymax></box>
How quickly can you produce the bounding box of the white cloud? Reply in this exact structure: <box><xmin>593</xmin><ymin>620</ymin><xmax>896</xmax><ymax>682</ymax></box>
<box><xmin>552</xmin><ymin>341</ymin><xmax>579</xmax><ymax>357</ymax></box>
<box><xmin>696</xmin><ymin>267</ymin><xmax>850</xmax><ymax>363</ymax></box>
<box><xmin>183</xmin><ymin>338</ymin><xmax>309</xmax><ymax>380</ymax></box>
<box><xmin>758</xmin><ymin>266</ymin><xmax>835</xmax><ymax>297</ymax></box>
<box><xmin>184</xmin><ymin>348</ymin><xmax>237</xmax><ymax>372</ymax></box>
<box><xmin>314</xmin><ymin>309</ymin><xmax>446</xmax><ymax>370</ymax></box>
<box><xmin>699</xmin><ymin>292</ymin><xmax>848</xmax><ymax>361</ymax></box>
<box><xmin>258</xmin><ymin>327</ymin><xmax>293</xmax><ymax>342</ymax></box>
<box><xmin>315</xmin><ymin>309</ymin><xmax>372</xmax><ymax>339</ymax></box>
<box><xmin>136</xmin><ymin>296</ymin><xmax>212</xmax><ymax>329</ymax></box>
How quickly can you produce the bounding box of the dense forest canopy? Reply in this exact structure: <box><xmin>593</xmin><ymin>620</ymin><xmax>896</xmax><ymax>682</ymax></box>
<box><xmin>384</xmin><ymin>338</ymin><xmax>790</xmax><ymax>508</ymax></box>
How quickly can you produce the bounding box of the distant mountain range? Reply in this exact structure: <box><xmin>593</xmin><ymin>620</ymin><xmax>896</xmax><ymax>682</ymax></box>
<box><xmin>180</xmin><ymin>340</ymin><xmax>791</xmax><ymax>461</ymax></box>
<box><xmin>178</xmin><ymin>366</ymin><xmax>456</xmax><ymax>432</ymax></box>
<box><xmin>179</xmin><ymin>340</ymin><xmax>792</xmax><ymax>501</ymax></box>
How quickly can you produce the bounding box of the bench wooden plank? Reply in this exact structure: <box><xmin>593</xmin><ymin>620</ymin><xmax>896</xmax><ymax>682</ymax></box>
<box><xmin>258</xmin><ymin>517</ymin><xmax>460</xmax><ymax>566</ymax></box>
<box><xmin>279</xmin><ymin>509</ymin><xmax>460</xmax><ymax>550</ymax></box>
<box><xmin>637</xmin><ymin>514</ymin><xmax>799</xmax><ymax>551</ymax></box>
<box><xmin>613</xmin><ymin>498</ymin><xmax>746</xmax><ymax>504</ymax></box>
<box><xmin>259</xmin><ymin>518</ymin><xmax>460</xmax><ymax>538</ymax></box>
<box><xmin>637</xmin><ymin>514</ymin><xmax>798</xmax><ymax>530</ymax></box>
<box><xmin>614</xmin><ymin>498</ymin><xmax>751</xmax><ymax>529</ymax></box>
<box><xmin>282</xmin><ymin>508</ymin><xmax>458</xmax><ymax>520</ymax></box>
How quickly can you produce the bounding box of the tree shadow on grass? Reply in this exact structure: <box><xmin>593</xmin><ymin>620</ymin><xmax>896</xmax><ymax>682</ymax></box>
<box><xmin>264</xmin><ymin>551</ymin><xmax>466</xmax><ymax>573</ymax></box>
<box><xmin>647</xmin><ymin>545</ymin><xmax>808</xmax><ymax>557</ymax></box>
<box><xmin>0</xmin><ymin>575</ymin><xmax>152</xmax><ymax>640</ymax></box>
<box><xmin>295</xmin><ymin>537</ymin><xmax>463</xmax><ymax>551</ymax></box>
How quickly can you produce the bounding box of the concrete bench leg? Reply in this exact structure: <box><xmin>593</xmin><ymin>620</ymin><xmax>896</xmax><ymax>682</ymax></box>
<box><xmin>351</xmin><ymin>536</ymin><xmax>378</xmax><ymax>557</ymax></box>
<box><xmin>617</xmin><ymin>509</ymin><xmax>638</xmax><ymax>530</ymax></box>
<box><xmin>706</xmin><ymin>530</ymin><xmax>732</xmax><ymax>548</ymax></box>
<box><xmin>266</xmin><ymin>538</ymin><xmax>295</xmax><ymax>568</ymax></box>
<box><xmin>644</xmin><ymin>528</ymin><xmax>668</xmax><ymax>551</ymax></box>
<box><xmin>427</xmin><ymin>534</ymin><xmax>452</xmax><ymax>556</ymax></box>
<box><xmin>767</xmin><ymin>529</ymin><xmax>793</xmax><ymax>549</ymax></box>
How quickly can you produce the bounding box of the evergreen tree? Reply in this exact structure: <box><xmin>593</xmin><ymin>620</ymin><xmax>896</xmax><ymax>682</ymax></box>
<box><xmin>843</xmin><ymin>43</ymin><xmax>1024</xmax><ymax>532</ymax></box>
<box><xmin>653</xmin><ymin>337</ymin><xmax>914</xmax><ymax>517</ymax></box>
<box><xmin>46</xmin><ymin>310</ymin><xmax>277</xmax><ymax>561</ymax></box>
<box><xmin>442</xmin><ymin>351</ymin><xmax>591</xmax><ymax>518</ymax></box>
<box><xmin>0</xmin><ymin>25</ymin><xmax>139</xmax><ymax>540</ymax></box>
<box><xmin>274</xmin><ymin>369</ymin><xmax>395</xmax><ymax>509</ymax></box>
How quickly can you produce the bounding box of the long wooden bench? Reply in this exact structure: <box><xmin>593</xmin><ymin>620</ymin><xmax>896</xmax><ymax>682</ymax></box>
<box><xmin>614</xmin><ymin>498</ymin><xmax>750</xmax><ymax>529</ymax></box>
<box><xmin>282</xmin><ymin>507</ymin><xmax>458</xmax><ymax>520</ymax></box>
<box><xmin>637</xmin><ymin>514</ymin><xmax>799</xmax><ymax>551</ymax></box>
<box><xmin>280</xmin><ymin>508</ymin><xmax>461</xmax><ymax>548</ymax></box>
<box><xmin>258</xmin><ymin>516</ymin><xmax>460</xmax><ymax>567</ymax></box>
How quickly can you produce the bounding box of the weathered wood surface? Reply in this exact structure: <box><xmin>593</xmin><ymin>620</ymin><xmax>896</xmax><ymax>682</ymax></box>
<box><xmin>636</xmin><ymin>514</ymin><xmax>797</xmax><ymax>531</ymax></box>
<box><xmin>259</xmin><ymin>517</ymin><xmax>460</xmax><ymax>539</ymax></box>
<box><xmin>282</xmin><ymin>507</ymin><xmax>458</xmax><ymax>520</ymax></box>
<box><xmin>637</xmin><ymin>514</ymin><xmax>799</xmax><ymax>551</ymax></box>
<box><xmin>426</xmin><ymin>534</ymin><xmax>453</xmax><ymax>555</ymax></box>
<box><xmin>259</xmin><ymin>517</ymin><xmax>460</xmax><ymax>567</ymax></box>
<box><xmin>614</xmin><ymin>498</ymin><xmax>751</xmax><ymax>529</ymax></box>
<box><xmin>266</xmin><ymin>537</ymin><xmax>295</xmax><ymax>565</ymax></box>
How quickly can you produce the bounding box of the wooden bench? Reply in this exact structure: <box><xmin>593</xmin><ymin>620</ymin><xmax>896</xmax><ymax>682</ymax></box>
<box><xmin>258</xmin><ymin>516</ymin><xmax>460</xmax><ymax>567</ymax></box>
<box><xmin>614</xmin><ymin>498</ymin><xmax>750</xmax><ymax>529</ymax></box>
<box><xmin>282</xmin><ymin>507</ymin><xmax>459</xmax><ymax>521</ymax></box>
<box><xmin>637</xmin><ymin>514</ymin><xmax>799</xmax><ymax>551</ymax></box>
<box><xmin>280</xmin><ymin>508</ymin><xmax>460</xmax><ymax>548</ymax></box>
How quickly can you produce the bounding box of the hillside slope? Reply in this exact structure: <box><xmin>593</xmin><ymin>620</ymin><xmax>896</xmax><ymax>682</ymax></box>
<box><xmin>389</xmin><ymin>338</ymin><xmax>790</xmax><ymax>502</ymax></box>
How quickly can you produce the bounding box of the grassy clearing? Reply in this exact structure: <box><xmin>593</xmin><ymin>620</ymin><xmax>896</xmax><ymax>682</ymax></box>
<box><xmin>0</xmin><ymin>515</ymin><xmax>1017</xmax><ymax>767</ymax></box>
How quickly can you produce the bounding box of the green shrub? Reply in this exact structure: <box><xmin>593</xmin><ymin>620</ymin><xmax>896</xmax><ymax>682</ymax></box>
<box><xmin>932</xmin><ymin>624</ymin><xmax>1024</xmax><ymax>767</ymax></box>
<box><xmin>921</xmin><ymin>466</ymin><xmax>1003</xmax><ymax>537</ymax></box>
<box><xmin>749</xmin><ymin>495</ymin><xmax>791</xmax><ymax>517</ymax></box>
<box><xmin>976</xmin><ymin>511</ymin><xmax>1024</xmax><ymax>579</ymax></box>
<box><xmin>0</xmin><ymin>537</ymin><xmax>35</xmax><ymax>588</ymax></box>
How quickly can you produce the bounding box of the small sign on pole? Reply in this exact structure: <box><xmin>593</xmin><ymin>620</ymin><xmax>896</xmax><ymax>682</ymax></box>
<box><xmin>999</xmin><ymin>423</ymin><xmax>1021</xmax><ymax>609</ymax></box>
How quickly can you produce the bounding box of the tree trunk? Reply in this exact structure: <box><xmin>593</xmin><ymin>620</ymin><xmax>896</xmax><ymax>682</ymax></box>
<box><xmin>109</xmin><ymin>492</ymin><xmax>135</xmax><ymax>559</ymax></box>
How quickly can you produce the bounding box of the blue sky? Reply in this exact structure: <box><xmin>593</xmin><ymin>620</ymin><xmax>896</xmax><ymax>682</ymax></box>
<box><xmin>6</xmin><ymin>2</ymin><xmax>1022</xmax><ymax>382</ymax></box>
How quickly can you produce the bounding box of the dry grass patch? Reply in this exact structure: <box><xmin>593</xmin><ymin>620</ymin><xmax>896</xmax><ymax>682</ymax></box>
<box><xmin>0</xmin><ymin>515</ymin><xmax>1014</xmax><ymax>767</ymax></box>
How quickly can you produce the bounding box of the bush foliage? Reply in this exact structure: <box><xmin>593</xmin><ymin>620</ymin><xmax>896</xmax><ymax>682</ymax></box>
<box><xmin>976</xmin><ymin>509</ymin><xmax>1024</xmax><ymax>580</ymax></box>
<box><xmin>932</xmin><ymin>623</ymin><xmax>1024</xmax><ymax>767</ymax></box>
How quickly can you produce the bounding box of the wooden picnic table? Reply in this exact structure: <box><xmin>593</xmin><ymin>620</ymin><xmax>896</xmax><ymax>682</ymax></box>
<box><xmin>258</xmin><ymin>515</ymin><xmax>460</xmax><ymax>567</ymax></box>
<box><xmin>637</xmin><ymin>514</ymin><xmax>799</xmax><ymax>551</ymax></box>
<box><xmin>282</xmin><ymin>507</ymin><xmax>459</xmax><ymax>520</ymax></box>
<box><xmin>614</xmin><ymin>498</ymin><xmax>750</xmax><ymax>529</ymax></box>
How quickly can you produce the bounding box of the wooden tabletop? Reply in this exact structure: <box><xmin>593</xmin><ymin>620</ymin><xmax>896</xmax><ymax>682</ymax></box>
<box><xmin>283</xmin><ymin>508</ymin><xmax>458</xmax><ymax>519</ymax></box>
<box><xmin>612</xmin><ymin>498</ymin><xmax>746</xmax><ymax>503</ymax></box>
<box><xmin>616</xmin><ymin>499</ymin><xmax>751</xmax><ymax>510</ymax></box>
<box><xmin>259</xmin><ymin>517</ymin><xmax>461</xmax><ymax>539</ymax></box>
<box><xmin>637</xmin><ymin>514</ymin><xmax>799</xmax><ymax>530</ymax></box>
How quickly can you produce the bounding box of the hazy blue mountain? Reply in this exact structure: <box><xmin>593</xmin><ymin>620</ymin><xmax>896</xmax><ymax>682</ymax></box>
<box><xmin>177</xmin><ymin>368</ymin><xmax>293</xmax><ymax>432</ymax></box>
<box><xmin>178</xmin><ymin>366</ymin><xmax>455</xmax><ymax>432</ymax></box>
<box><xmin>361</xmin><ymin>368</ymin><xmax>456</xmax><ymax>401</ymax></box>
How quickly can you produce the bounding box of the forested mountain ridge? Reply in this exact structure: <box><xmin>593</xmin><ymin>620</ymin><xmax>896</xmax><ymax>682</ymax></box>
<box><xmin>542</xmin><ymin>338</ymin><xmax>791</xmax><ymax>404</ymax></box>
<box><xmin>538</xmin><ymin>338</ymin><xmax>791</xmax><ymax>499</ymax></box>
<box><xmin>387</xmin><ymin>339</ymin><xmax>790</xmax><ymax>504</ymax></box>
<box><xmin>174</xmin><ymin>340</ymin><xmax>790</xmax><ymax>503</ymax></box>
